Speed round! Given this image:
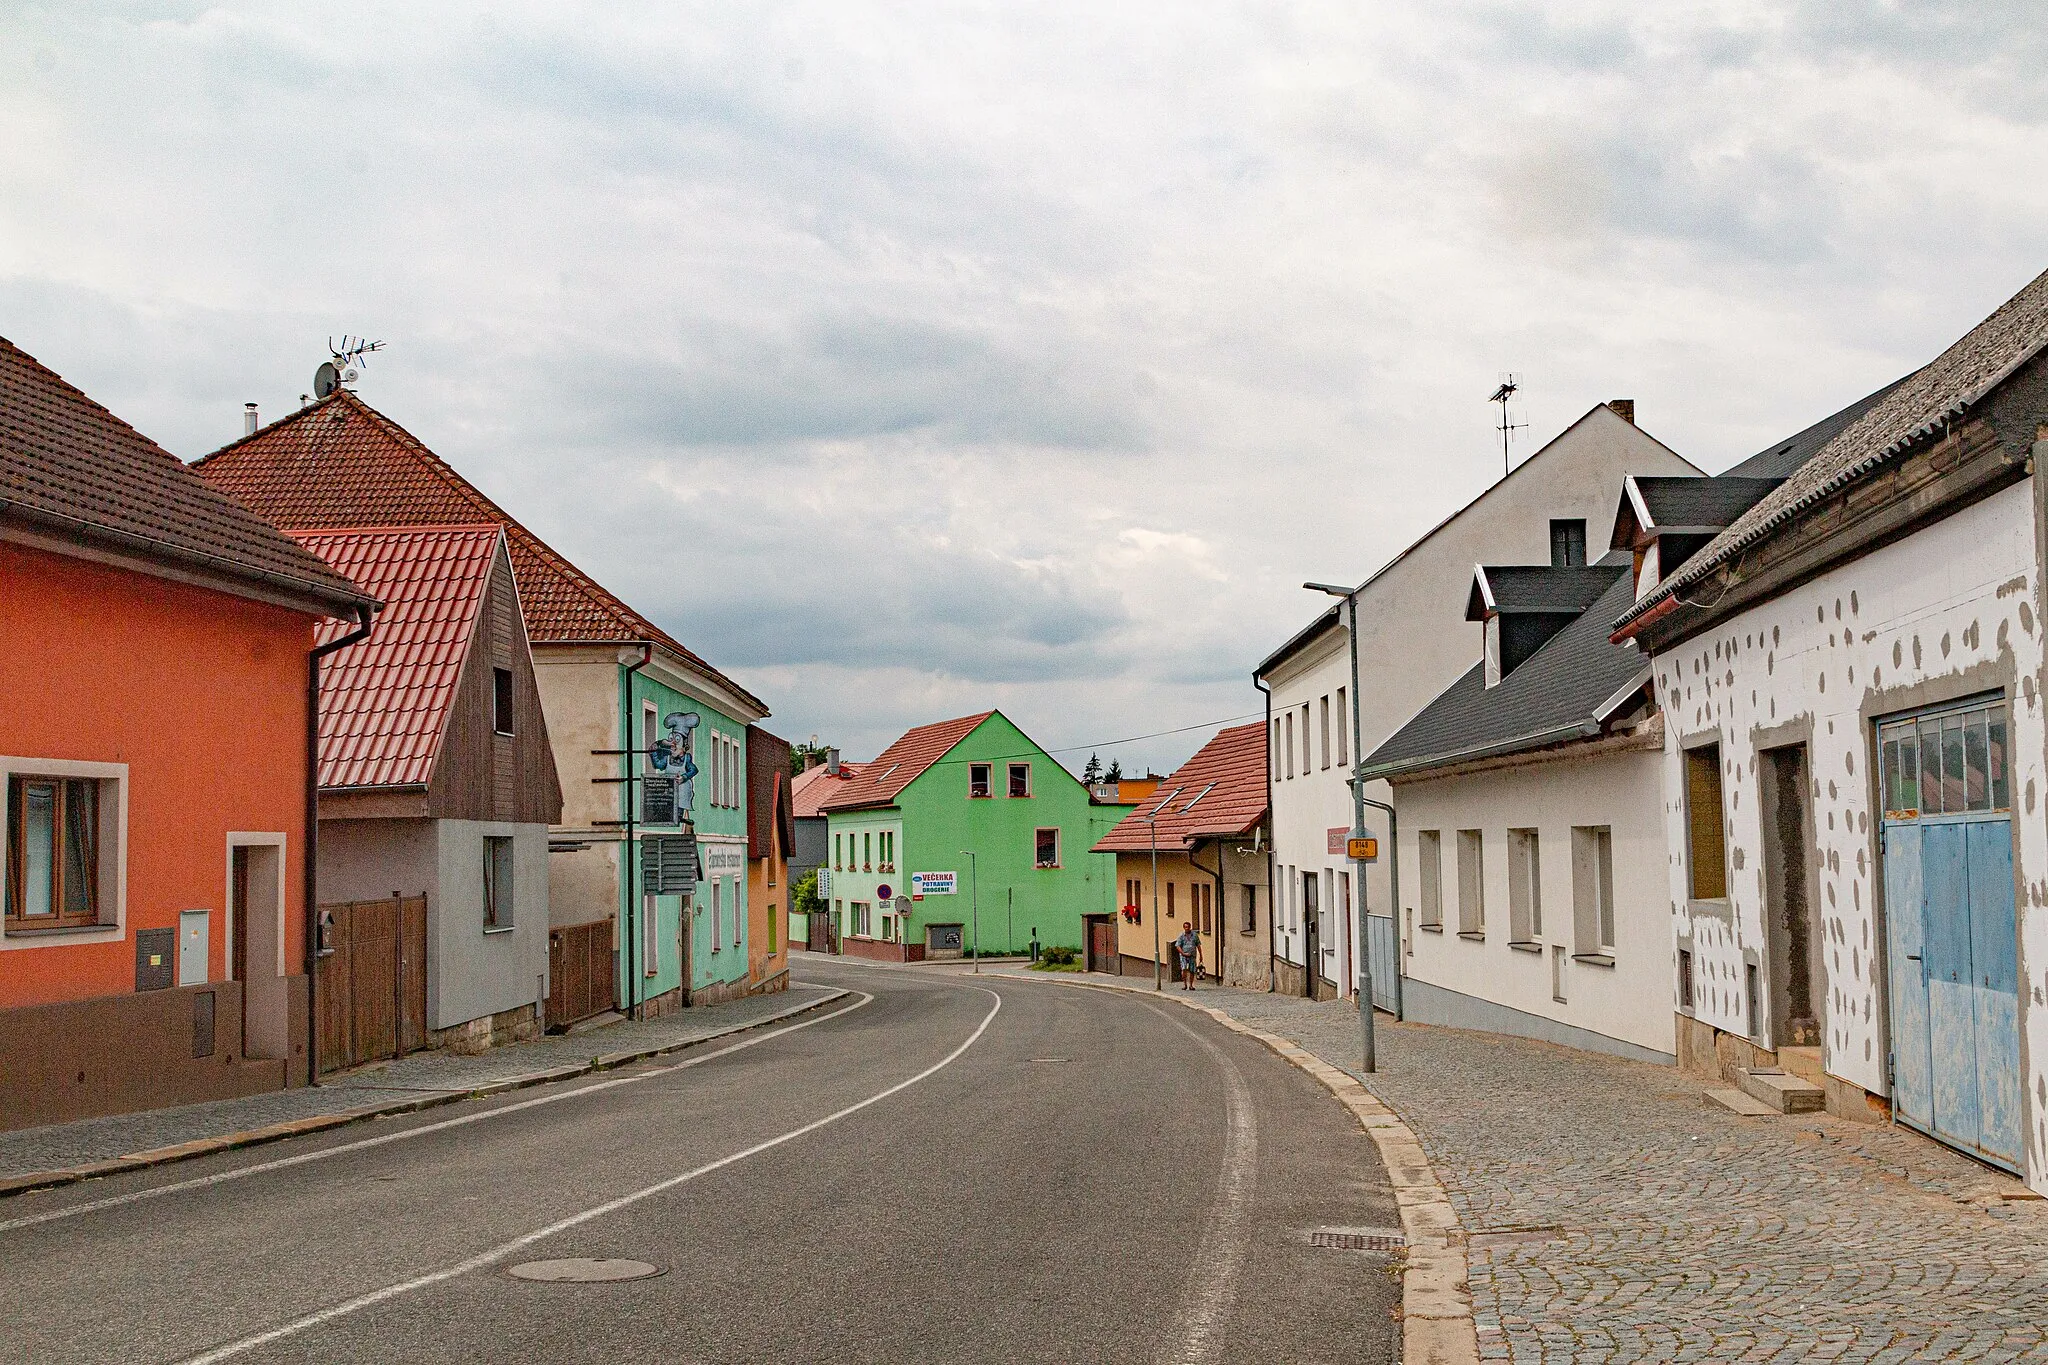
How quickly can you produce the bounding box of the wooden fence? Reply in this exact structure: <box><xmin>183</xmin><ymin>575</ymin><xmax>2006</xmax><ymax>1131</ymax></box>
<box><xmin>547</xmin><ymin>919</ymin><xmax>616</xmax><ymax>1027</ymax></box>
<box><xmin>316</xmin><ymin>896</ymin><xmax>428</xmax><ymax>1074</ymax></box>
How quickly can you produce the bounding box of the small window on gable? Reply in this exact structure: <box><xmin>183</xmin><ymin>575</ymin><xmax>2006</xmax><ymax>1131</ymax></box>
<box><xmin>1034</xmin><ymin>827</ymin><xmax>1060</xmax><ymax>868</ymax></box>
<box><xmin>969</xmin><ymin>763</ymin><xmax>992</xmax><ymax>799</ymax></box>
<box><xmin>1008</xmin><ymin>762</ymin><xmax>1031</xmax><ymax>798</ymax></box>
<box><xmin>1550</xmin><ymin>519</ymin><xmax>1587</xmax><ymax>568</ymax></box>
<box><xmin>493</xmin><ymin>668</ymin><xmax>515</xmax><ymax>735</ymax></box>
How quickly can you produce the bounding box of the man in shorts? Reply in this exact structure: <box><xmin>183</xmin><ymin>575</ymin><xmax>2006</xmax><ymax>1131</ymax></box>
<box><xmin>1174</xmin><ymin>921</ymin><xmax>1201</xmax><ymax>990</ymax></box>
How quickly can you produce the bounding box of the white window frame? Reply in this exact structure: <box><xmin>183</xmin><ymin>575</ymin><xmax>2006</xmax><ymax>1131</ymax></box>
<box><xmin>1456</xmin><ymin>829</ymin><xmax>1485</xmax><ymax>937</ymax></box>
<box><xmin>1034</xmin><ymin>827</ymin><xmax>1061</xmax><ymax>869</ymax></box>
<box><xmin>1334</xmin><ymin>689</ymin><xmax>1347</xmax><ymax>766</ymax></box>
<box><xmin>1572</xmin><ymin>825</ymin><xmax>1616</xmax><ymax>958</ymax></box>
<box><xmin>1319</xmin><ymin>696</ymin><xmax>1331</xmax><ymax>770</ymax></box>
<box><xmin>1508</xmin><ymin>828</ymin><xmax>1541</xmax><ymax>944</ymax></box>
<box><xmin>1416</xmin><ymin>829</ymin><xmax>1442</xmax><ymax>929</ymax></box>
<box><xmin>0</xmin><ymin>756</ymin><xmax>128</xmax><ymax>947</ymax></box>
<box><xmin>1008</xmin><ymin>762</ymin><xmax>1032</xmax><ymax>798</ymax></box>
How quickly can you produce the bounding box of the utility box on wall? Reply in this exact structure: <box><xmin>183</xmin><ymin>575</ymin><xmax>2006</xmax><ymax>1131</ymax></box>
<box><xmin>178</xmin><ymin>909</ymin><xmax>210</xmax><ymax>987</ymax></box>
<box><xmin>136</xmin><ymin>927</ymin><xmax>175</xmax><ymax>991</ymax></box>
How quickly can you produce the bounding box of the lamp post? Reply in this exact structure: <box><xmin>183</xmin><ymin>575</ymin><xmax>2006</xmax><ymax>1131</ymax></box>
<box><xmin>1149</xmin><ymin>810</ymin><xmax>1162</xmax><ymax>991</ymax></box>
<box><xmin>1306</xmin><ymin>580</ymin><xmax>1375</xmax><ymax>1073</ymax></box>
<box><xmin>960</xmin><ymin>850</ymin><xmax>979</xmax><ymax>973</ymax></box>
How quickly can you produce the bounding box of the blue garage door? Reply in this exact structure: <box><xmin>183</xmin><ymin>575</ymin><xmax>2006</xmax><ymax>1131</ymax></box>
<box><xmin>1878</xmin><ymin>697</ymin><xmax>2022</xmax><ymax>1173</ymax></box>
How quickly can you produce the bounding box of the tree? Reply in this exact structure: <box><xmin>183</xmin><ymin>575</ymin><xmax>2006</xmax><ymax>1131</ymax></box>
<box><xmin>789</xmin><ymin>740</ymin><xmax>834</xmax><ymax>781</ymax></box>
<box><xmin>791</xmin><ymin>869</ymin><xmax>824</xmax><ymax>917</ymax></box>
<box><xmin>1105</xmin><ymin>758</ymin><xmax>1123</xmax><ymax>783</ymax></box>
<box><xmin>1082</xmin><ymin>752</ymin><xmax>1103</xmax><ymax>785</ymax></box>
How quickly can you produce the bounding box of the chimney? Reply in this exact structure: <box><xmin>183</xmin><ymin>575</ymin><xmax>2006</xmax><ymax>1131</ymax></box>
<box><xmin>243</xmin><ymin>402</ymin><xmax>259</xmax><ymax>436</ymax></box>
<box><xmin>804</xmin><ymin>751</ymin><xmax>825</xmax><ymax>771</ymax></box>
<box><xmin>1607</xmin><ymin>399</ymin><xmax>1635</xmax><ymax>426</ymax></box>
<box><xmin>826</xmin><ymin>747</ymin><xmax>841</xmax><ymax>777</ymax></box>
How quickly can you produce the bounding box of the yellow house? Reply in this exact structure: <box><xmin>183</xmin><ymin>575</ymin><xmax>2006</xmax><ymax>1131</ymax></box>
<box><xmin>1091</xmin><ymin>725</ymin><xmax>1271</xmax><ymax>988</ymax></box>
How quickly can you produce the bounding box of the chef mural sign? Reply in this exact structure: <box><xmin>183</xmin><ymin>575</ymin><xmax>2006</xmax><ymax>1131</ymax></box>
<box><xmin>909</xmin><ymin>871</ymin><xmax>956</xmax><ymax>898</ymax></box>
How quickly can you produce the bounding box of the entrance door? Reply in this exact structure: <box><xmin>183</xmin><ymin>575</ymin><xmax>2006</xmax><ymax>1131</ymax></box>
<box><xmin>1878</xmin><ymin>697</ymin><xmax>2022</xmax><ymax>1171</ymax></box>
<box><xmin>1301</xmin><ymin>872</ymin><xmax>1320</xmax><ymax>999</ymax></box>
<box><xmin>231</xmin><ymin>846</ymin><xmax>251</xmax><ymax>1056</ymax></box>
<box><xmin>1759</xmin><ymin>745</ymin><xmax>1821</xmax><ymax>1047</ymax></box>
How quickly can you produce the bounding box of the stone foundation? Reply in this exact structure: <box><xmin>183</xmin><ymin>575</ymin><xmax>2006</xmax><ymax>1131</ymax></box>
<box><xmin>687</xmin><ymin>975</ymin><xmax>752</xmax><ymax>1008</ymax></box>
<box><xmin>1675</xmin><ymin>1012</ymin><xmax>1887</xmax><ymax>1124</ymax></box>
<box><xmin>431</xmin><ymin>1001</ymin><xmax>541</xmax><ymax>1055</ymax></box>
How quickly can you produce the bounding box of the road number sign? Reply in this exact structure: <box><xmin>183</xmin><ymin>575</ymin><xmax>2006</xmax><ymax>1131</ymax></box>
<box><xmin>1346</xmin><ymin>836</ymin><xmax>1379</xmax><ymax>863</ymax></box>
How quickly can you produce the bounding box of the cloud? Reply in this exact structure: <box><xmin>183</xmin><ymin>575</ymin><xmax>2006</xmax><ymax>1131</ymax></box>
<box><xmin>2</xmin><ymin>0</ymin><xmax>2045</xmax><ymax>771</ymax></box>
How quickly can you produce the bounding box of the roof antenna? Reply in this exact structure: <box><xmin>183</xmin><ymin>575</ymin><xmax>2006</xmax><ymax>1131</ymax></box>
<box><xmin>314</xmin><ymin>335</ymin><xmax>386</xmax><ymax>398</ymax></box>
<box><xmin>1490</xmin><ymin>374</ymin><xmax>1525</xmax><ymax>478</ymax></box>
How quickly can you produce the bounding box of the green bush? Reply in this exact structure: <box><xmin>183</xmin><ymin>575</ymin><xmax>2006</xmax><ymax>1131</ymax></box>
<box><xmin>1040</xmin><ymin>944</ymin><xmax>1078</xmax><ymax>966</ymax></box>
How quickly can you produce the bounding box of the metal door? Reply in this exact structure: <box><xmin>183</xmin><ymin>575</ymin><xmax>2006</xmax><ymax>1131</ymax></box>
<box><xmin>1878</xmin><ymin>698</ymin><xmax>2021</xmax><ymax>1171</ymax></box>
<box><xmin>1301</xmin><ymin>874</ymin><xmax>1320</xmax><ymax>999</ymax></box>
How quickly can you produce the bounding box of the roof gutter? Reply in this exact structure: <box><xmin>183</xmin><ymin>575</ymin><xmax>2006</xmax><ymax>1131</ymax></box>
<box><xmin>1360</xmin><ymin>720</ymin><xmax>1600</xmax><ymax>783</ymax></box>
<box><xmin>0</xmin><ymin>498</ymin><xmax>373</xmax><ymax>616</ymax></box>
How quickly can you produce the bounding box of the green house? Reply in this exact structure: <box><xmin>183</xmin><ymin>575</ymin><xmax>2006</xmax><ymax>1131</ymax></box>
<box><xmin>818</xmin><ymin>711</ymin><xmax>1126</xmax><ymax>959</ymax></box>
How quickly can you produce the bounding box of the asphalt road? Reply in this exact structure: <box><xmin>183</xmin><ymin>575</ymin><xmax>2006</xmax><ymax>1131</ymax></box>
<box><xmin>0</xmin><ymin>961</ymin><xmax>1400</xmax><ymax>1364</ymax></box>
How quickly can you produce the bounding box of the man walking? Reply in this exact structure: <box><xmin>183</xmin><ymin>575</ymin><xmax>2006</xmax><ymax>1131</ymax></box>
<box><xmin>1173</xmin><ymin>921</ymin><xmax>1201</xmax><ymax>991</ymax></box>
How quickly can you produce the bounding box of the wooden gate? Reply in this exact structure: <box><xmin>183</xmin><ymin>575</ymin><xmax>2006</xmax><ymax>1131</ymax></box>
<box><xmin>1085</xmin><ymin>916</ymin><xmax>1115</xmax><ymax>974</ymax></box>
<box><xmin>316</xmin><ymin>896</ymin><xmax>428</xmax><ymax>1074</ymax></box>
<box><xmin>547</xmin><ymin>919</ymin><xmax>617</xmax><ymax>1028</ymax></box>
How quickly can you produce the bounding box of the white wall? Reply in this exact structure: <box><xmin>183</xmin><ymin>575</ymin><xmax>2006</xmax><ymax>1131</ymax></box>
<box><xmin>1654</xmin><ymin>480</ymin><xmax>2047</xmax><ymax>1188</ymax></box>
<box><xmin>1264</xmin><ymin>405</ymin><xmax>1698</xmax><ymax>994</ymax></box>
<box><xmin>1396</xmin><ymin>745</ymin><xmax>1673</xmax><ymax>1058</ymax></box>
<box><xmin>433</xmin><ymin>819</ymin><xmax>551</xmax><ymax>1031</ymax></box>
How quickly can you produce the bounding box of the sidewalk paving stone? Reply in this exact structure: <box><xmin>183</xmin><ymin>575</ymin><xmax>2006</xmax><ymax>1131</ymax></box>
<box><xmin>0</xmin><ymin>983</ymin><xmax>839</xmax><ymax>1184</ymax></box>
<box><xmin>1021</xmin><ymin>971</ymin><xmax>2048</xmax><ymax>1363</ymax></box>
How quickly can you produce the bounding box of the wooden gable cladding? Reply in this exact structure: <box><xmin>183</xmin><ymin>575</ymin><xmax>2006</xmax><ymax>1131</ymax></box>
<box><xmin>427</xmin><ymin>539</ymin><xmax>564</xmax><ymax>824</ymax></box>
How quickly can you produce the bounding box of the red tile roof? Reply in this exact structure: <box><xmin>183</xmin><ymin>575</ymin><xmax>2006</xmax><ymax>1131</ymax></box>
<box><xmin>791</xmin><ymin>761</ymin><xmax>868</xmax><ymax>818</ymax></box>
<box><xmin>1092</xmin><ymin>723</ymin><xmax>1269</xmax><ymax>853</ymax></box>
<box><xmin>0</xmin><ymin>336</ymin><xmax>367</xmax><ymax>613</ymax></box>
<box><xmin>294</xmin><ymin>525</ymin><xmax>502</xmax><ymax>790</ymax></box>
<box><xmin>815</xmin><ymin>712</ymin><xmax>994</xmax><ymax>813</ymax></box>
<box><xmin>194</xmin><ymin>389</ymin><xmax>765</xmax><ymax>714</ymax></box>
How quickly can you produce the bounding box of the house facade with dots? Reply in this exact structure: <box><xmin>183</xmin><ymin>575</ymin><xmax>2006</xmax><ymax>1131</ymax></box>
<box><xmin>1615</xmin><ymin>267</ymin><xmax>2048</xmax><ymax>1192</ymax></box>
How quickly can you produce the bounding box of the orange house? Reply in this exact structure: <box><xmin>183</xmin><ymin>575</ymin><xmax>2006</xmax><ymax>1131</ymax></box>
<box><xmin>0</xmin><ymin>340</ymin><xmax>371</xmax><ymax>1130</ymax></box>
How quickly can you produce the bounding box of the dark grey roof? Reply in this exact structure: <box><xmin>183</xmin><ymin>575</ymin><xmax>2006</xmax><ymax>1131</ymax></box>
<box><xmin>1622</xmin><ymin>267</ymin><xmax>2048</xmax><ymax>630</ymax></box>
<box><xmin>1722</xmin><ymin>374</ymin><xmax>1911</xmax><ymax>479</ymax></box>
<box><xmin>1634</xmin><ymin>476</ymin><xmax>1784</xmax><ymax>532</ymax></box>
<box><xmin>1467</xmin><ymin>565</ymin><xmax>1620</xmax><ymax>621</ymax></box>
<box><xmin>1367</xmin><ymin>567</ymin><xmax>1646</xmax><ymax>779</ymax></box>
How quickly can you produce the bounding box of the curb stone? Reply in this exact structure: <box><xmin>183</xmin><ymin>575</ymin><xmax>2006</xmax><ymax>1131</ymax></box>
<box><xmin>0</xmin><ymin>987</ymin><xmax>849</xmax><ymax>1201</ymax></box>
<box><xmin>999</xmin><ymin>971</ymin><xmax>1480</xmax><ymax>1365</ymax></box>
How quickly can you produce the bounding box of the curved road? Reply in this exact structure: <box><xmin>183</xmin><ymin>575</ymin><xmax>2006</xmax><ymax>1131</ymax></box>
<box><xmin>0</xmin><ymin>961</ymin><xmax>1399</xmax><ymax>1364</ymax></box>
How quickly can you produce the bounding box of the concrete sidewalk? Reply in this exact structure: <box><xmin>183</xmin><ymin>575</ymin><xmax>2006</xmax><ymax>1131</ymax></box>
<box><xmin>0</xmin><ymin>983</ymin><xmax>843</xmax><ymax>1193</ymax></box>
<box><xmin>996</xmin><ymin>968</ymin><xmax>2048</xmax><ymax>1364</ymax></box>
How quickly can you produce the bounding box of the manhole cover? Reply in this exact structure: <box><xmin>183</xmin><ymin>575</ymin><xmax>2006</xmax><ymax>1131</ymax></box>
<box><xmin>1309</xmin><ymin>1227</ymin><xmax>1405</xmax><ymax>1253</ymax></box>
<box><xmin>507</xmin><ymin>1258</ymin><xmax>665</xmax><ymax>1283</ymax></box>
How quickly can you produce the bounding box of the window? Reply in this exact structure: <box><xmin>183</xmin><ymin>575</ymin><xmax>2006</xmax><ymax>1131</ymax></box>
<box><xmin>1552</xmin><ymin>944</ymin><xmax>1568</xmax><ymax>1003</ymax></box>
<box><xmin>1197</xmin><ymin>883</ymin><xmax>1211</xmax><ymax>935</ymax></box>
<box><xmin>1879</xmin><ymin>697</ymin><xmax>2010</xmax><ymax>817</ymax></box>
<box><xmin>1008</xmin><ymin>762</ymin><xmax>1032</xmax><ymax>798</ymax></box>
<box><xmin>1571</xmin><ymin>826</ymin><xmax>1615</xmax><ymax>956</ymax></box>
<box><xmin>1456</xmin><ymin>829</ymin><xmax>1484</xmax><ymax>936</ymax></box>
<box><xmin>1745</xmin><ymin>962</ymin><xmax>1761</xmax><ymax>1037</ymax></box>
<box><xmin>863</xmin><ymin>831</ymin><xmax>872</xmax><ymax>869</ymax></box>
<box><xmin>493</xmin><ymin>668</ymin><xmax>515</xmax><ymax>735</ymax></box>
<box><xmin>881</xmin><ymin>913</ymin><xmax>895</xmax><ymax>942</ymax></box>
<box><xmin>1319</xmin><ymin>696</ymin><xmax>1331</xmax><ymax>770</ymax></box>
<box><xmin>1550</xmin><ymin>518</ymin><xmax>1587</xmax><ymax>568</ymax></box>
<box><xmin>1284</xmin><ymin>713</ymin><xmax>1295</xmax><ymax>778</ymax></box>
<box><xmin>1167</xmin><ymin>881</ymin><xmax>1177</xmax><ymax>919</ymax></box>
<box><xmin>969</xmin><ymin>763</ymin><xmax>992</xmax><ymax>799</ymax></box>
<box><xmin>711</xmin><ymin>880</ymin><xmax>723</xmax><ymax>949</ymax></box>
<box><xmin>1685</xmin><ymin>743</ymin><xmax>1728</xmax><ymax>900</ymax></box>
<box><xmin>6</xmin><ymin>776</ymin><xmax>103</xmax><ymax>930</ymax></box>
<box><xmin>833</xmin><ymin>833</ymin><xmax>842</xmax><ymax>870</ymax></box>
<box><xmin>483</xmin><ymin>835</ymin><xmax>514</xmax><ymax>930</ymax></box>
<box><xmin>768</xmin><ymin>904</ymin><xmax>778</xmax><ymax>953</ymax></box>
<box><xmin>852</xmin><ymin>900</ymin><xmax>871</xmax><ymax>936</ymax></box>
<box><xmin>1336</xmin><ymin>870</ymin><xmax>1350</xmax><ymax>943</ymax></box>
<box><xmin>1301</xmin><ymin>705</ymin><xmax>1311</xmax><ymax>774</ymax></box>
<box><xmin>1334</xmin><ymin>688</ymin><xmax>1347</xmax><ymax>766</ymax></box>
<box><xmin>1270</xmin><ymin>720</ymin><xmax>1280</xmax><ymax>781</ymax></box>
<box><xmin>1678</xmin><ymin>948</ymin><xmax>1694</xmax><ymax>1009</ymax></box>
<box><xmin>1507</xmin><ymin>828</ymin><xmax>1540</xmax><ymax>943</ymax></box>
<box><xmin>1417</xmin><ymin>830</ymin><xmax>1443</xmax><ymax>929</ymax></box>
<box><xmin>733</xmin><ymin>880</ymin><xmax>742</xmax><ymax>946</ymax></box>
<box><xmin>1241</xmin><ymin>885</ymin><xmax>1257</xmax><ymax>934</ymax></box>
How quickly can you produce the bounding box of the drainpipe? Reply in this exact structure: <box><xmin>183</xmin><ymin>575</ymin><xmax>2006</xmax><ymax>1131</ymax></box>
<box><xmin>1253</xmin><ymin>676</ymin><xmax>1276</xmax><ymax>993</ymax></box>
<box><xmin>1188</xmin><ymin>837</ymin><xmax>1226</xmax><ymax>986</ymax></box>
<box><xmin>622</xmin><ymin>645</ymin><xmax>652</xmax><ymax>1020</ymax></box>
<box><xmin>306</xmin><ymin>603</ymin><xmax>376</xmax><ymax>1085</ymax></box>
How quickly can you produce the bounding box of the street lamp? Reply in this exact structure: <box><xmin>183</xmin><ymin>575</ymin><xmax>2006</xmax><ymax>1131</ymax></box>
<box><xmin>1306</xmin><ymin>580</ymin><xmax>1375</xmax><ymax>1073</ymax></box>
<box><xmin>960</xmin><ymin>850</ymin><xmax>979</xmax><ymax>973</ymax></box>
<box><xmin>1139</xmin><ymin>790</ymin><xmax>1178</xmax><ymax>992</ymax></box>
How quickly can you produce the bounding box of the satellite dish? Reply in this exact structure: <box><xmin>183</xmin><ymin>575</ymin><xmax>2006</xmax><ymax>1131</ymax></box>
<box><xmin>313</xmin><ymin>361</ymin><xmax>341</xmax><ymax>398</ymax></box>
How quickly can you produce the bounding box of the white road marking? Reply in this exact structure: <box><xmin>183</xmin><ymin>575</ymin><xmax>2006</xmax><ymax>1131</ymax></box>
<box><xmin>0</xmin><ymin>990</ymin><xmax>871</xmax><ymax>1237</ymax></box>
<box><xmin>174</xmin><ymin>986</ymin><xmax>1003</xmax><ymax>1365</ymax></box>
<box><xmin>1153</xmin><ymin>1005</ymin><xmax>1260</xmax><ymax>1365</ymax></box>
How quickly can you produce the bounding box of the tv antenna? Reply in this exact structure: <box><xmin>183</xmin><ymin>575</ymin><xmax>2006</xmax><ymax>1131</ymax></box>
<box><xmin>314</xmin><ymin>336</ymin><xmax>385</xmax><ymax>398</ymax></box>
<box><xmin>1490</xmin><ymin>374</ymin><xmax>1526</xmax><ymax>477</ymax></box>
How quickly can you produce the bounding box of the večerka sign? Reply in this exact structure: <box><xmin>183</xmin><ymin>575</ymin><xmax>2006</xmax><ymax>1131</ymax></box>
<box><xmin>910</xmin><ymin>871</ymin><xmax>957</xmax><ymax>896</ymax></box>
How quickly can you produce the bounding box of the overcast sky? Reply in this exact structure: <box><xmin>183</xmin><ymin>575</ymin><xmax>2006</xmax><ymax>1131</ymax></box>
<box><xmin>4</xmin><ymin>2</ymin><xmax>2044</xmax><ymax>774</ymax></box>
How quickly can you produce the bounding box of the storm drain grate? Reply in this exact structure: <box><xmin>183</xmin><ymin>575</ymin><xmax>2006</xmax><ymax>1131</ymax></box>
<box><xmin>507</xmin><ymin>1258</ymin><xmax>665</xmax><ymax>1283</ymax></box>
<box><xmin>1309</xmin><ymin>1227</ymin><xmax>1406</xmax><ymax>1253</ymax></box>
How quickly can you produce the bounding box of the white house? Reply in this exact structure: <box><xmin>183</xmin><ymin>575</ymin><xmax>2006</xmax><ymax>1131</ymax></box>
<box><xmin>1616</xmin><ymin>266</ymin><xmax>2048</xmax><ymax>1192</ymax></box>
<box><xmin>1254</xmin><ymin>401</ymin><xmax>1698</xmax><ymax>1000</ymax></box>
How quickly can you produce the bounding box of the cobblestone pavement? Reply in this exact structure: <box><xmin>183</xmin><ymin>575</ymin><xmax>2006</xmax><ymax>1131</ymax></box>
<box><xmin>0</xmin><ymin>984</ymin><xmax>837</xmax><ymax>1180</ymax></box>
<box><xmin>1015</xmin><ymin>971</ymin><xmax>2048</xmax><ymax>1363</ymax></box>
